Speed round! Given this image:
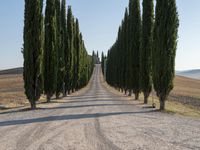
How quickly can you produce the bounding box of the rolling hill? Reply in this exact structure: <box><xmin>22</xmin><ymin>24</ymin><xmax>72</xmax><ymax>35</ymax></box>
<box><xmin>176</xmin><ymin>69</ymin><xmax>200</xmax><ymax>80</ymax></box>
<box><xmin>0</xmin><ymin>67</ymin><xmax>23</xmax><ymax>75</ymax></box>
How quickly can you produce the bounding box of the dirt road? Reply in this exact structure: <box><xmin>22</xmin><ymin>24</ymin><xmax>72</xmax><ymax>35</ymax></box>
<box><xmin>0</xmin><ymin>65</ymin><xmax>200</xmax><ymax>150</ymax></box>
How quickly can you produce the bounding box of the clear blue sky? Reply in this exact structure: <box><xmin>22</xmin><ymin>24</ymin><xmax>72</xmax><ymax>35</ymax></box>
<box><xmin>0</xmin><ymin>0</ymin><xmax>199</xmax><ymax>70</ymax></box>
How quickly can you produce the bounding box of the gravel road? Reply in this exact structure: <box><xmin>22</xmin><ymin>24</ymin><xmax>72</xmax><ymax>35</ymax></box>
<box><xmin>0</xmin><ymin>65</ymin><xmax>200</xmax><ymax>150</ymax></box>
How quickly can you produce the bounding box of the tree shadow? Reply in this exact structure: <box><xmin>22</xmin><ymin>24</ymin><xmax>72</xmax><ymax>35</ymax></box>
<box><xmin>0</xmin><ymin>103</ymin><xmax>130</xmax><ymax>115</ymax></box>
<box><xmin>142</xmin><ymin>106</ymin><xmax>155</xmax><ymax>109</ymax></box>
<box><xmin>40</xmin><ymin>103</ymin><xmax>132</xmax><ymax>110</ymax></box>
<box><xmin>0</xmin><ymin>109</ymin><xmax>159</xmax><ymax>127</ymax></box>
<box><xmin>47</xmin><ymin>99</ymin><xmax>125</xmax><ymax>104</ymax></box>
<box><xmin>68</xmin><ymin>95</ymin><xmax>120</xmax><ymax>100</ymax></box>
<box><xmin>0</xmin><ymin>107</ymin><xmax>45</xmax><ymax>115</ymax></box>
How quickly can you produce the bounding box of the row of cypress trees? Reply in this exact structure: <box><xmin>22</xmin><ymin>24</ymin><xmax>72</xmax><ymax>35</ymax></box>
<box><xmin>23</xmin><ymin>0</ymin><xmax>94</xmax><ymax>109</ymax></box>
<box><xmin>106</xmin><ymin>0</ymin><xmax>179</xmax><ymax>110</ymax></box>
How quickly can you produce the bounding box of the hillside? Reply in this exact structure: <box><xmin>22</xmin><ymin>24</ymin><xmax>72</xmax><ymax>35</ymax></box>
<box><xmin>168</xmin><ymin>75</ymin><xmax>200</xmax><ymax>109</ymax></box>
<box><xmin>176</xmin><ymin>69</ymin><xmax>200</xmax><ymax>80</ymax></box>
<box><xmin>0</xmin><ymin>67</ymin><xmax>23</xmax><ymax>75</ymax></box>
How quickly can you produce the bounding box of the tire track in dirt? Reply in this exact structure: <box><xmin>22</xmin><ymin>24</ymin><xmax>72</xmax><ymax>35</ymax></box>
<box><xmin>35</xmin><ymin>108</ymin><xmax>93</xmax><ymax>150</ymax></box>
<box><xmin>84</xmin><ymin>116</ymin><xmax>121</xmax><ymax>150</ymax></box>
<box><xmin>83</xmin><ymin>68</ymin><xmax>121</xmax><ymax>150</ymax></box>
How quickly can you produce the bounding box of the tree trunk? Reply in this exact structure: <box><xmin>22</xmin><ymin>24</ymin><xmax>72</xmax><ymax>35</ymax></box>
<box><xmin>68</xmin><ymin>90</ymin><xmax>71</xmax><ymax>95</ymax></box>
<box><xmin>30</xmin><ymin>100</ymin><xmax>36</xmax><ymax>110</ymax></box>
<box><xmin>125</xmin><ymin>89</ymin><xmax>127</xmax><ymax>95</ymax></box>
<box><xmin>128</xmin><ymin>89</ymin><xmax>132</xmax><ymax>96</ymax></box>
<box><xmin>56</xmin><ymin>93</ymin><xmax>59</xmax><ymax>99</ymax></box>
<box><xmin>63</xmin><ymin>91</ymin><xmax>67</xmax><ymax>97</ymax></box>
<box><xmin>159</xmin><ymin>96</ymin><xmax>166</xmax><ymax>110</ymax></box>
<box><xmin>63</xmin><ymin>83</ymin><xmax>66</xmax><ymax>97</ymax></box>
<box><xmin>144</xmin><ymin>93</ymin><xmax>148</xmax><ymax>104</ymax></box>
<box><xmin>135</xmin><ymin>92</ymin><xmax>139</xmax><ymax>100</ymax></box>
<box><xmin>47</xmin><ymin>94</ymin><xmax>51</xmax><ymax>103</ymax></box>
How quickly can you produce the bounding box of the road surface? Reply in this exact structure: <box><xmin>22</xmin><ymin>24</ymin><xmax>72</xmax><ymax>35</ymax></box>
<box><xmin>0</xmin><ymin>65</ymin><xmax>200</xmax><ymax>150</ymax></box>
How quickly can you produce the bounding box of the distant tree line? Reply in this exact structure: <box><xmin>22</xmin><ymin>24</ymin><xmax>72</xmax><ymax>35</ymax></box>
<box><xmin>92</xmin><ymin>50</ymin><xmax>100</xmax><ymax>64</ymax></box>
<box><xmin>105</xmin><ymin>0</ymin><xmax>179</xmax><ymax>110</ymax></box>
<box><xmin>23</xmin><ymin>0</ymin><xmax>94</xmax><ymax>109</ymax></box>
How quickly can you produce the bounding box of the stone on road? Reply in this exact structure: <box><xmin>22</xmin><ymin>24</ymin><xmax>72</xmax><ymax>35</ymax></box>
<box><xmin>0</xmin><ymin>65</ymin><xmax>200</xmax><ymax>150</ymax></box>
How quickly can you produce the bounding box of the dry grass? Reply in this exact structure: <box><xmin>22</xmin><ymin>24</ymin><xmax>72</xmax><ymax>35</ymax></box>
<box><xmin>142</xmin><ymin>76</ymin><xmax>200</xmax><ymax>118</ymax></box>
<box><xmin>143</xmin><ymin>95</ymin><xmax>200</xmax><ymax>119</ymax></box>
<box><xmin>172</xmin><ymin>76</ymin><xmax>200</xmax><ymax>98</ymax></box>
<box><xmin>0</xmin><ymin>74</ymin><xmax>46</xmax><ymax>109</ymax></box>
<box><xmin>0</xmin><ymin>74</ymin><xmax>28</xmax><ymax>108</ymax></box>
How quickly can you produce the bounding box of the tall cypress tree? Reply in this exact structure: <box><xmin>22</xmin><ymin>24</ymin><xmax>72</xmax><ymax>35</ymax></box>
<box><xmin>101</xmin><ymin>52</ymin><xmax>105</xmax><ymax>75</ymax></box>
<box><xmin>153</xmin><ymin>0</ymin><xmax>179</xmax><ymax>110</ymax></box>
<box><xmin>66</xmin><ymin>6</ymin><xmax>74</xmax><ymax>94</ymax></box>
<box><xmin>72</xmin><ymin>19</ymin><xmax>77</xmax><ymax>92</ymax></box>
<box><xmin>60</xmin><ymin>0</ymin><xmax>68</xmax><ymax>96</ymax></box>
<box><xmin>126</xmin><ymin>1</ymin><xmax>133</xmax><ymax>96</ymax></box>
<box><xmin>23</xmin><ymin>0</ymin><xmax>43</xmax><ymax>109</ymax></box>
<box><xmin>55</xmin><ymin>0</ymin><xmax>65</xmax><ymax>98</ymax></box>
<box><xmin>75</xmin><ymin>19</ymin><xmax>81</xmax><ymax>90</ymax></box>
<box><xmin>44</xmin><ymin>0</ymin><xmax>57</xmax><ymax>102</ymax></box>
<box><xmin>78</xmin><ymin>32</ymin><xmax>84</xmax><ymax>89</ymax></box>
<box><xmin>129</xmin><ymin>0</ymin><xmax>141</xmax><ymax>99</ymax></box>
<box><xmin>140</xmin><ymin>0</ymin><xmax>154</xmax><ymax>104</ymax></box>
<box><xmin>123</xmin><ymin>8</ymin><xmax>129</xmax><ymax>93</ymax></box>
<box><xmin>92</xmin><ymin>51</ymin><xmax>95</xmax><ymax>65</ymax></box>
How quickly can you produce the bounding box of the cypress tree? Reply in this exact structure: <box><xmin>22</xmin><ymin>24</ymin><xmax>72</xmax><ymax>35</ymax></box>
<box><xmin>72</xmin><ymin>19</ymin><xmax>77</xmax><ymax>92</ymax></box>
<box><xmin>126</xmin><ymin>1</ymin><xmax>133</xmax><ymax>96</ymax></box>
<box><xmin>78</xmin><ymin>32</ymin><xmax>84</xmax><ymax>89</ymax></box>
<box><xmin>55</xmin><ymin>0</ymin><xmax>65</xmax><ymax>99</ymax></box>
<box><xmin>60</xmin><ymin>0</ymin><xmax>68</xmax><ymax>96</ymax></box>
<box><xmin>117</xmin><ymin>26</ymin><xmax>122</xmax><ymax>89</ymax></box>
<box><xmin>23</xmin><ymin>0</ymin><xmax>43</xmax><ymax>109</ymax></box>
<box><xmin>66</xmin><ymin>6</ymin><xmax>74</xmax><ymax>94</ymax></box>
<box><xmin>92</xmin><ymin>51</ymin><xmax>95</xmax><ymax>65</ymax></box>
<box><xmin>129</xmin><ymin>0</ymin><xmax>141</xmax><ymax>99</ymax></box>
<box><xmin>75</xmin><ymin>19</ymin><xmax>81</xmax><ymax>90</ymax></box>
<box><xmin>140</xmin><ymin>0</ymin><xmax>154</xmax><ymax>104</ymax></box>
<box><xmin>106</xmin><ymin>50</ymin><xmax>110</xmax><ymax>84</ymax></box>
<box><xmin>101</xmin><ymin>52</ymin><xmax>105</xmax><ymax>75</ymax></box>
<box><xmin>123</xmin><ymin>8</ymin><xmax>129</xmax><ymax>93</ymax></box>
<box><xmin>44</xmin><ymin>0</ymin><xmax>57</xmax><ymax>102</ymax></box>
<box><xmin>153</xmin><ymin>0</ymin><xmax>179</xmax><ymax>110</ymax></box>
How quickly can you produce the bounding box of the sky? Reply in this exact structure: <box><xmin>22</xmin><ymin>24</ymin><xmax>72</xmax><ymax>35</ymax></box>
<box><xmin>0</xmin><ymin>0</ymin><xmax>199</xmax><ymax>71</ymax></box>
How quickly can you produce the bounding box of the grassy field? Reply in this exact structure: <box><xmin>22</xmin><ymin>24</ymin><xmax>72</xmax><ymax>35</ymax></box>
<box><xmin>0</xmin><ymin>70</ymin><xmax>200</xmax><ymax>118</ymax></box>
